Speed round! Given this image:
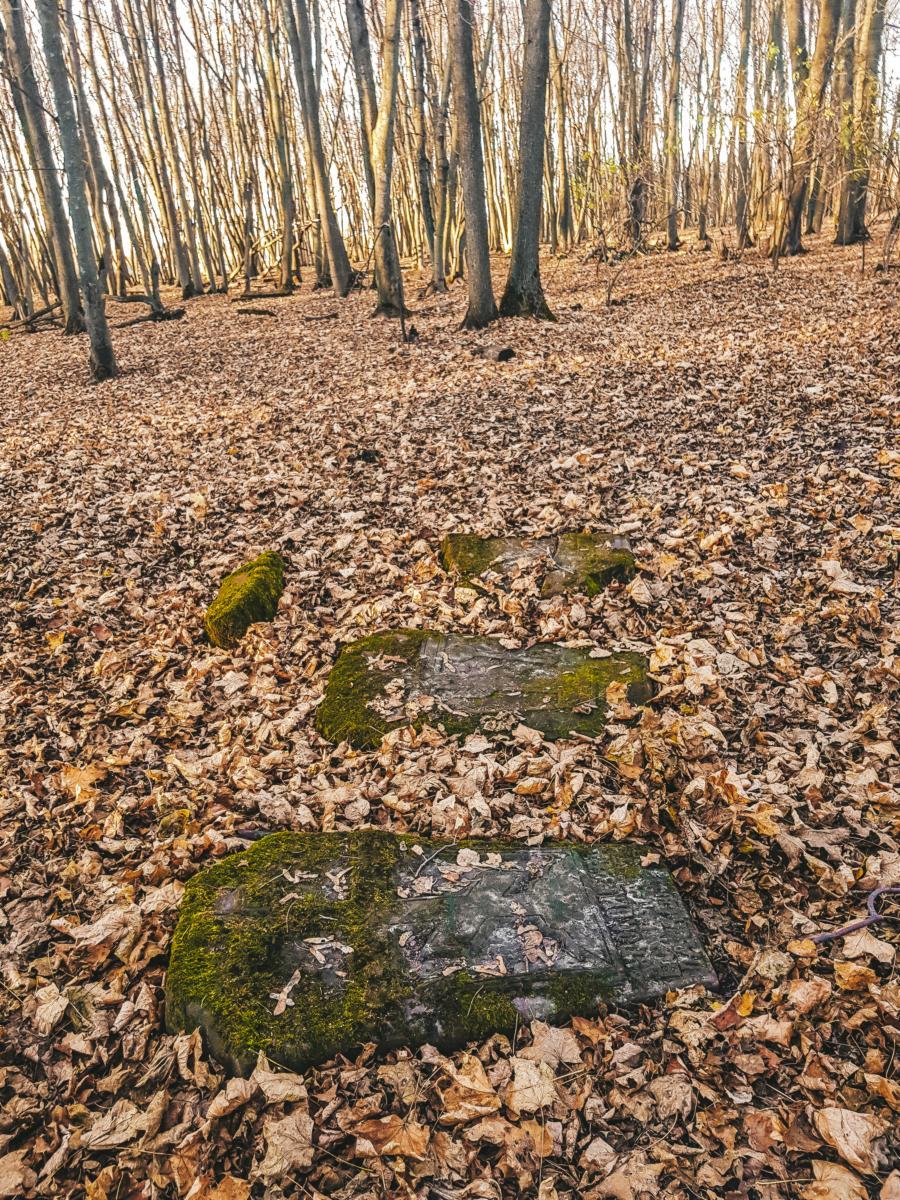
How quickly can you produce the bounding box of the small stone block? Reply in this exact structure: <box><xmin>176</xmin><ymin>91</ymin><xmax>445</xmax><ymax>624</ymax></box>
<box><xmin>165</xmin><ymin>831</ymin><xmax>717</xmax><ymax>1073</ymax></box>
<box><xmin>203</xmin><ymin>551</ymin><xmax>285</xmax><ymax>649</ymax></box>
<box><xmin>440</xmin><ymin>532</ymin><xmax>635</xmax><ymax>596</ymax></box>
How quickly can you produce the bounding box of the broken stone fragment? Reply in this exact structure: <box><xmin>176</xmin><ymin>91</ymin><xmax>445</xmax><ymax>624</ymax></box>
<box><xmin>203</xmin><ymin>550</ymin><xmax>285</xmax><ymax>649</ymax></box>
<box><xmin>440</xmin><ymin>532</ymin><xmax>635</xmax><ymax>596</ymax></box>
<box><xmin>315</xmin><ymin>629</ymin><xmax>650</xmax><ymax>749</ymax></box>
<box><xmin>470</xmin><ymin>345</ymin><xmax>515</xmax><ymax>362</ymax></box>
<box><xmin>165</xmin><ymin>831</ymin><xmax>717</xmax><ymax>1074</ymax></box>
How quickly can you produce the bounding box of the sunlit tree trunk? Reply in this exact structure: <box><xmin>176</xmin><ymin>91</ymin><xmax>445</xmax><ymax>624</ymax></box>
<box><xmin>371</xmin><ymin>0</ymin><xmax>405</xmax><ymax>315</ymax></box>
<box><xmin>1</xmin><ymin>0</ymin><xmax>83</xmax><ymax>332</ymax></box>
<box><xmin>665</xmin><ymin>0</ymin><xmax>686</xmax><ymax>249</ymax></box>
<box><xmin>500</xmin><ymin>0</ymin><xmax>554</xmax><ymax>319</ymax></box>
<box><xmin>283</xmin><ymin>0</ymin><xmax>354</xmax><ymax>295</ymax></box>
<box><xmin>450</xmin><ymin>0</ymin><xmax>496</xmax><ymax>327</ymax></box>
<box><xmin>35</xmin><ymin>0</ymin><xmax>116</xmax><ymax>378</ymax></box>
<box><xmin>735</xmin><ymin>0</ymin><xmax>752</xmax><ymax>247</ymax></box>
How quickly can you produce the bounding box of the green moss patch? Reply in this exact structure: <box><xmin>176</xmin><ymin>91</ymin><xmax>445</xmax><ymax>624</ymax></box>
<box><xmin>165</xmin><ymin>832</ymin><xmax>716</xmax><ymax>1074</ymax></box>
<box><xmin>315</xmin><ymin>630</ymin><xmax>650</xmax><ymax>749</ymax></box>
<box><xmin>440</xmin><ymin>532</ymin><xmax>636</xmax><ymax>596</ymax></box>
<box><xmin>203</xmin><ymin>550</ymin><xmax>285</xmax><ymax>649</ymax></box>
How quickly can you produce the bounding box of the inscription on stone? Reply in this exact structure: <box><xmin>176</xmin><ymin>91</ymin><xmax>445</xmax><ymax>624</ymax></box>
<box><xmin>166</xmin><ymin>832</ymin><xmax>717</xmax><ymax>1073</ymax></box>
<box><xmin>315</xmin><ymin>630</ymin><xmax>651</xmax><ymax>748</ymax></box>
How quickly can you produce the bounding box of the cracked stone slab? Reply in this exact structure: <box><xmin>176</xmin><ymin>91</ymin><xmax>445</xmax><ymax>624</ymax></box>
<box><xmin>440</xmin><ymin>532</ymin><xmax>635</xmax><ymax>596</ymax></box>
<box><xmin>166</xmin><ymin>832</ymin><xmax>717</xmax><ymax>1073</ymax></box>
<box><xmin>314</xmin><ymin>630</ymin><xmax>651</xmax><ymax>748</ymax></box>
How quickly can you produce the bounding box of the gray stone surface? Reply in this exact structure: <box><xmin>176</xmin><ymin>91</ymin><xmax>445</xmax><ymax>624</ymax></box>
<box><xmin>166</xmin><ymin>832</ymin><xmax>717</xmax><ymax>1073</ymax></box>
<box><xmin>315</xmin><ymin>629</ymin><xmax>651</xmax><ymax>748</ymax></box>
<box><xmin>440</xmin><ymin>532</ymin><xmax>636</xmax><ymax>596</ymax></box>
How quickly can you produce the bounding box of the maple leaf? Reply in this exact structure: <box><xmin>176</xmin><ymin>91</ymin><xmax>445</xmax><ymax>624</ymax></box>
<box><xmin>503</xmin><ymin>1057</ymin><xmax>557</xmax><ymax>1115</ymax></box>
<box><xmin>439</xmin><ymin>1053</ymin><xmax>501</xmax><ymax>1123</ymax></box>
<box><xmin>253</xmin><ymin>1110</ymin><xmax>315</xmax><ymax>1179</ymax></box>
<box><xmin>352</xmin><ymin>1114</ymin><xmax>430</xmax><ymax>1159</ymax></box>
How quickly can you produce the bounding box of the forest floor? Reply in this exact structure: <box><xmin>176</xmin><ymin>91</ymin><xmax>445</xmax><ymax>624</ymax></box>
<box><xmin>0</xmin><ymin>231</ymin><xmax>898</xmax><ymax>1200</ymax></box>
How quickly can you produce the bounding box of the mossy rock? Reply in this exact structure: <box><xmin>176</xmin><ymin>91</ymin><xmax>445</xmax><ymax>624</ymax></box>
<box><xmin>315</xmin><ymin>630</ymin><xmax>650</xmax><ymax>749</ymax></box>
<box><xmin>440</xmin><ymin>532</ymin><xmax>636</xmax><ymax>597</ymax></box>
<box><xmin>203</xmin><ymin>551</ymin><xmax>285</xmax><ymax>649</ymax></box>
<box><xmin>165</xmin><ymin>831</ymin><xmax>717</xmax><ymax>1074</ymax></box>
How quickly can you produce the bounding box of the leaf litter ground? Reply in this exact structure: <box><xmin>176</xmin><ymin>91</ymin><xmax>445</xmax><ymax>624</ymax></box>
<box><xmin>0</xmin><ymin>237</ymin><xmax>898</xmax><ymax>1198</ymax></box>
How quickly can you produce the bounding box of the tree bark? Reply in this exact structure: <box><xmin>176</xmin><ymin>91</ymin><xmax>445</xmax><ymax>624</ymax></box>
<box><xmin>499</xmin><ymin>0</ymin><xmax>554</xmax><ymax>319</ymax></box>
<box><xmin>371</xmin><ymin>0</ymin><xmax>406</xmax><ymax>315</ymax></box>
<box><xmin>665</xmin><ymin>0</ymin><xmax>686</xmax><ymax>249</ymax></box>
<box><xmin>1</xmin><ymin>0</ymin><xmax>83</xmax><ymax>332</ymax></box>
<box><xmin>776</xmin><ymin>0</ymin><xmax>840</xmax><ymax>255</ymax></box>
<box><xmin>35</xmin><ymin>0</ymin><xmax>116</xmax><ymax>378</ymax></box>
<box><xmin>735</xmin><ymin>0</ymin><xmax>752</xmax><ymax>247</ymax></box>
<box><xmin>283</xmin><ymin>0</ymin><xmax>354</xmax><ymax>295</ymax></box>
<box><xmin>449</xmin><ymin>0</ymin><xmax>497</xmax><ymax>327</ymax></box>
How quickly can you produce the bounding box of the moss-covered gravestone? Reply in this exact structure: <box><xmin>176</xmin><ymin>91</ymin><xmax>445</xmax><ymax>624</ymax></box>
<box><xmin>315</xmin><ymin>630</ymin><xmax>650</xmax><ymax>748</ymax></box>
<box><xmin>441</xmin><ymin>532</ymin><xmax>635</xmax><ymax>596</ymax></box>
<box><xmin>166</xmin><ymin>831</ymin><xmax>717</xmax><ymax>1073</ymax></box>
<box><xmin>204</xmin><ymin>551</ymin><xmax>285</xmax><ymax>649</ymax></box>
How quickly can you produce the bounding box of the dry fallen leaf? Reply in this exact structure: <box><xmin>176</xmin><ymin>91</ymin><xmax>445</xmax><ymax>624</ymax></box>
<box><xmin>440</xmin><ymin>1053</ymin><xmax>501</xmax><ymax>1123</ymax></box>
<box><xmin>648</xmin><ymin>1072</ymin><xmax>694</xmax><ymax>1121</ymax></box>
<box><xmin>786</xmin><ymin>976</ymin><xmax>833</xmax><ymax>1014</ymax></box>
<box><xmin>800</xmin><ymin>1159</ymin><xmax>867</xmax><ymax>1200</ymax></box>
<box><xmin>81</xmin><ymin>1099</ymin><xmax>147</xmax><ymax>1150</ymax></box>
<box><xmin>580</xmin><ymin>1135</ymin><xmax>617</xmax><ymax>1173</ymax></box>
<box><xmin>841</xmin><ymin>928</ymin><xmax>895</xmax><ymax>964</ymax></box>
<box><xmin>206</xmin><ymin>1077</ymin><xmax>257</xmax><ymax>1120</ymax></box>
<box><xmin>833</xmin><ymin>961</ymin><xmax>878</xmax><ymax>991</ymax></box>
<box><xmin>0</xmin><ymin>1150</ymin><xmax>37</xmax><ymax>1197</ymax></box>
<box><xmin>253</xmin><ymin>1109</ymin><xmax>315</xmax><ymax>1179</ymax></box>
<box><xmin>812</xmin><ymin>1106</ymin><xmax>889</xmax><ymax>1174</ymax></box>
<box><xmin>503</xmin><ymin>1056</ymin><xmax>557</xmax><ymax>1116</ymax></box>
<box><xmin>520</xmin><ymin>1020</ymin><xmax>583</xmax><ymax>1069</ymax></box>
<box><xmin>353</xmin><ymin>1114</ymin><xmax>430</xmax><ymax>1159</ymax></box>
<box><xmin>588</xmin><ymin>1151</ymin><xmax>664</xmax><ymax>1199</ymax></box>
<box><xmin>250</xmin><ymin>1056</ymin><xmax>308</xmax><ymax>1106</ymax></box>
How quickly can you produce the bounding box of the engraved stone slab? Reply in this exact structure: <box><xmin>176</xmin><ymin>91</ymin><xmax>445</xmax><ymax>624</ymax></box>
<box><xmin>315</xmin><ymin>629</ymin><xmax>650</xmax><ymax>748</ymax></box>
<box><xmin>441</xmin><ymin>532</ymin><xmax>635</xmax><ymax>596</ymax></box>
<box><xmin>166</xmin><ymin>832</ymin><xmax>717</xmax><ymax>1074</ymax></box>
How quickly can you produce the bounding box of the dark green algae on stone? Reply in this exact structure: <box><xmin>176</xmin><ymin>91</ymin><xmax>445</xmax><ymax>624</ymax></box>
<box><xmin>440</xmin><ymin>532</ymin><xmax>636</xmax><ymax>596</ymax></box>
<box><xmin>203</xmin><ymin>551</ymin><xmax>285</xmax><ymax>649</ymax></box>
<box><xmin>315</xmin><ymin>630</ymin><xmax>651</xmax><ymax>749</ymax></box>
<box><xmin>165</xmin><ymin>831</ymin><xmax>717</xmax><ymax>1074</ymax></box>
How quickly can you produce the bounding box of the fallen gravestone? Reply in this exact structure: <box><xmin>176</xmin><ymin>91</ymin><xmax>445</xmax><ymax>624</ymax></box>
<box><xmin>315</xmin><ymin>630</ymin><xmax>650</xmax><ymax>748</ymax></box>
<box><xmin>204</xmin><ymin>550</ymin><xmax>285</xmax><ymax>649</ymax></box>
<box><xmin>440</xmin><ymin>532</ymin><xmax>635</xmax><ymax>596</ymax></box>
<box><xmin>166</xmin><ymin>831</ymin><xmax>717</xmax><ymax>1073</ymax></box>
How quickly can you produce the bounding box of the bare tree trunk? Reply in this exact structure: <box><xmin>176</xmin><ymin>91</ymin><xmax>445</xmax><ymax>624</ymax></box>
<box><xmin>665</xmin><ymin>0</ymin><xmax>686</xmax><ymax>249</ymax></box>
<box><xmin>550</xmin><ymin>21</ymin><xmax>573</xmax><ymax>251</ymax></box>
<box><xmin>371</xmin><ymin>0</ymin><xmax>406</xmax><ymax>315</ymax></box>
<box><xmin>345</xmin><ymin>0</ymin><xmax>378</xmax><ymax>217</ymax></box>
<box><xmin>836</xmin><ymin>0</ymin><xmax>887</xmax><ymax>242</ymax></box>
<box><xmin>429</xmin><ymin>59</ymin><xmax>451</xmax><ymax>292</ymax></box>
<box><xmin>449</xmin><ymin>0</ymin><xmax>496</xmax><ymax>327</ymax></box>
<box><xmin>408</xmin><ymin>0</ymin><xmax>435</xmax><ymax>263</ymax></box>
<box><xmin>499</xmin><ymin>0</ymin><xmax>554</xmax><ymax>319</ymax></box>
<box><xmin>1</xmin><ymin>0</ymin><xmax>83</xmax><ymax>332</ymax></box>
<box><xmin>735</xmin><ymin>0</ymin><xmax>752</xmax><ymax>247</ymax></box>
<box><xmin>35</xmin><ymin>0</ymin><xmax>115</xmax><ymax>378</ymax></box>
<box><xmin>283</xmin><ymin>0</ymin><xmax>354</xmax><ymax>295</ymax></box>
<box><xmin>776</xmin><ymin>0</ymin><xmax>840</xmax><ymax>255</ymax></box>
